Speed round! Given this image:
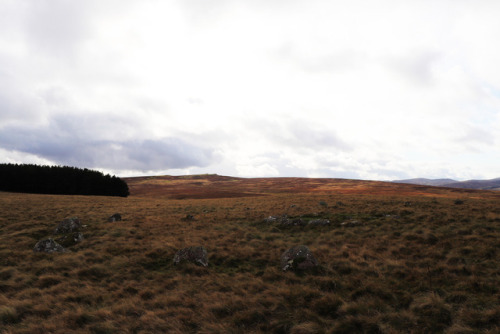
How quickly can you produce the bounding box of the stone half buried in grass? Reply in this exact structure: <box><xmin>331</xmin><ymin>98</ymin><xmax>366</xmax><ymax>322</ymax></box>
<box><xmin>308</xmin><ymin>219</ymin><xmax>330</xmax><ymax>226</ymax></box>
<box><xmin>54</xmin><ymin>217</ymin><xmax>82</xmax><ymax>234</ymax></box>
<box><xmin>108</xmin><ymin>213</ymin><xmax>122</xmax><ymax>222</ymax></box>
<box><xmin>341</xmin><ymin>220</ymin><xmax>363</xmax><ymax>227</ymax></box>
<box><xmin>280</xmin><ymin>245</ymin><xmax>318</xmax><ymax>272</ymax></box>
<box><xmin>33</xmin><ymin>238</ymin><xmax>67</xmax><ymax>253</ymax></box>
<box><xmin>181</xmin><ymin>214</ymin><xmax>195</xmax><ymax>222</ymax></box>
<box><xmin>173</xmin><ymin>246</ymin><xmax>208</xmax><ymax>267</ymax></box>
<box><xmin>55</xmin><ymin>232</ymin><xmax>84</xmax><ymax>248</ymax></box>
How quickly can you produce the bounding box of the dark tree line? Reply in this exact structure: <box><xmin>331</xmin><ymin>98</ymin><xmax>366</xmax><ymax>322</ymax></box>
<box><xmin>0</xmin><ymin>164</ymin><xmax>129</xmax><ymax>197</ymax></box>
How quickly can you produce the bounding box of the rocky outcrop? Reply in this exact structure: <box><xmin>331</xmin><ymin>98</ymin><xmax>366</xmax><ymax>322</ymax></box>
<box><xmin>280</xmin><ymin>245</ymin><xmax>318</xmax><ymax>271</ymax></box>
<box><xmin>52</xmin><ymin>217</ymin><xmax>84</xmax><ymax>248</ymax></box>
<box><xmin>33</xmin><ymin>238</ymin><xmax>67</xmax><ymax>253</ymax></box>
<box><xmin>173</xmin><ymin>246</ymin><xmax>208</xmax><ymax>267</ymax></box>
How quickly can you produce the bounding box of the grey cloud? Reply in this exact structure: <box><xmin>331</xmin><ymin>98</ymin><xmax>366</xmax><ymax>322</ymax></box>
<box><xmin>0</xmin><ymin>74</ymin><xmax>43</xmax><ymax>123</ymax></box>
<box><xmin>0</xmin><ymin>115</ymin><xmax>214</xmax><ymax>171</ymax></box>
<box><xmin>38</xmin><ymin>86</ymin><xmax>73</xmax><ymax>108</ymax></box>
<box><xmin>287</xmin><ymin>122</ymin><xmax>352</xmax><ymax>151</ymax></box>
<box><xmin>388</xmin><ymin>51</ymin><xmax>441</xmax><ymax>86</ymax></box>
<box><xmin>456</xmin><ymin>125</ymin><xmax>495</xmax><ymax>149</ymax></box>
<box><xmin>250</xmin><ymin>118</ymin><xmax>352</xmax><ymax>152</ymax></box>
<box><xmin>24</xmin><ymin>0</ymin><xmax>91</xmax><ymax>57</ymax></box>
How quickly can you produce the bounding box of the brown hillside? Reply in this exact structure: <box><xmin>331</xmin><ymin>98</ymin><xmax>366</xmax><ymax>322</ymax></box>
<box><xmin>1</xmin><ymin>175</ymin><xmax>499</xmax><ymax>333</ymax></box>
<box><xmin>124</xmin><ymin>174</ymin><xmax>500</xmax><ymax>199</ymax></box>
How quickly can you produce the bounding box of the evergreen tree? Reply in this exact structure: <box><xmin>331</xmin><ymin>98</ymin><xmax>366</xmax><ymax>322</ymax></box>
<box><xmin>0</xmin><ymin>164</ymin><xmax>129</xmax><ymax>197</ymax></box>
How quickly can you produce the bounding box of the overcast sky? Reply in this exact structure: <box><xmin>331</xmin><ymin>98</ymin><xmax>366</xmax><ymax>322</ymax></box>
<box><xmin>1</xmin><ymin>0</ymin><xmax>499</xmax><ymax>180</ymax></box>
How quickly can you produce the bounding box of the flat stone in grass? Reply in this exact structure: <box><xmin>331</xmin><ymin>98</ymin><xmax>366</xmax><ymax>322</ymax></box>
<box><xmin>108</xmin><ymin>213</ymin><xmax>122</xmax><ymax>222</ymax></box>
<box><xmin>264</xmin><ymin>215</ymin><xmax>290</xmax><ymax>224</ymax></box>
<box><xmin>54</xmin><ymin>217</ymin><xmax>81</xmax><ymax>234</ymax></box>
<box><xmin>341</xmin><ymin>220</ymin><xmax>363</xmax><ymax>227</ymax></box>
<box><xmin>308</xmin><ymin>219</ymin><xmax>330</xmax><ymax>226</ymax></box>
<box><xmin>33</xmin><ymin>238</ymin><xmax>67</xmax><ymax>253</ymax></box>
<box><xmin>173</xmin><ymin>246</ymin><xmax>208</xmax><ymax>267</ymax></box>
<box><xmin>281</xmin><ymin>245</ymin><xmax>318</xmax><ymax>271</ymax></box>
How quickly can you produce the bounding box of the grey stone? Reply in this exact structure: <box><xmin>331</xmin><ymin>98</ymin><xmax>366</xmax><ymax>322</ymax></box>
<box><xmin>54</xmin><ymin>217</ymin><xmax>81</xmax><ymax>234</ymax></box>
<box><xmin>308</xmin><ymin>219</ymin><xmax>330</xmax><ymax>226</ymax></box>
<box><xmin>108</xmin><ymin>213</ymin><xmax>122</xmax><ymax>222</ymax></box>
<box><xmin>181</xmin><ymin>214</ymin><xmax>195</xmax><ymax>222</ymax></box>
<box><xmin>281</xmin><ymin>245</ymin><xmax>318</xmax><ymax>271</ymax></box>
<box><xmin>173</xmin><ymin>246</ymin><xmax>208</xmax><ymax>267</ymax></box>
<box><xmin>281</xmin><ymin>218</ymin><xmax>307</xmax><ymax>226</ymax></box>
<box><xmin>341</xmin><ymin>220</ymin><xmax>363</xmax><ymax>227</ymax></box>
<box><xmin>263</xmin><ymin>216</ymin><xmax>279</xmax><ymax>223</ymax></box>
<box><xmin>33</xmin><ymin>238</ymin><xmax>67</xmax><ymax>253</ymax></box>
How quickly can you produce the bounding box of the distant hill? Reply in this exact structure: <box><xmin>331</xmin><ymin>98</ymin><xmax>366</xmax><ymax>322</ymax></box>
<box><xmin>394</xmin><ymin>177</ymin><xmax>500</xmax><ymax>191</ymax></box>
<box><xmin>394</xmin><ymin>178</ymin><xmax>457</xmax><ymax>187</ymax></box>
<box><xmin>123</xmin><ymin>174</ymin><xmax>500</xmax><ymax>199</ymax></box>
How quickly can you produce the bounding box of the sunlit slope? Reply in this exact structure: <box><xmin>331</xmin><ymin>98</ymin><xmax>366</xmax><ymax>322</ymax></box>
<box><xmin>124</xmin><ymin>174</ymin><xmax>500</xmax><ymax>199</ymax></box>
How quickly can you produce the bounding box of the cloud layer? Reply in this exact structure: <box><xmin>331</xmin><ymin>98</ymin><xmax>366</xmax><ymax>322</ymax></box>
<box><xmin>0</xmin><ymin>0</ymin><xmax>499</xmax><ymax>180</ymax></box>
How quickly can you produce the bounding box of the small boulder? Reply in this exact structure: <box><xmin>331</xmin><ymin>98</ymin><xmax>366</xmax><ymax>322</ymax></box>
<box><xmin>263</xmin><ymin>215</ymin><xmax>290</xmax><ymax>224</ymax></box>
<box><xmin>308</xmin><ymin>219</ymin><xmax>330</xmax><ymax>226</ymax></box>
<box><xmin>281</xmin><ymin>245</ymin><xmax>318</xmax><ymax>271</ymax></box>
<box><xmin>341</xmin><ymin>220</ymin><xmax>363</xmax><ymax>227</ymax></box>
<box><xmin>281</xmin><ymin>218</ymin><xmax>307</xmax><ymax>226</ymax></box>
<box><xmin>173</xmin><ymin>246</ymin><xmax>208</xmax><ymax>267</ymax></box>
<box><xmin>33</xmin><ymin>238</ymin><xmax>67</xmax><ymax>253</ymax></box>
<box><xmin>264</xmin><ymin>216</ymin><xmax>277</xmax><ymax>223</ymax></box>
<box><xmin>108</xmin><ymin>213</ymin><xmax>122</xmax><ymax>222</ymax></box>
<box><xmin>54</xmin><ymin>217</ymin><xmax>81</xmax><ymax>234</ymax></box>
<box><xmin>181</xmin><ymin>214</ymin><xmax>195</xmax><ymax>222</ymax></box>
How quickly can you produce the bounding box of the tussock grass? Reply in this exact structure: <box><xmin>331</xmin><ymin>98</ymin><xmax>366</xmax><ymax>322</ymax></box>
<box><xmin>0</xmin><ymin>180</ymin><xmax>499</xmax><ymax>333</ymax></box>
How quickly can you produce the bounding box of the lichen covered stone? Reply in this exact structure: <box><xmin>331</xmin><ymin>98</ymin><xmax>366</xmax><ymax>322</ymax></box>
<box><xmin>33</xmin><ymin>238</ymin><xmax>67</xmax><ymax>253</ymax></box>
<box><xmin>173</xmin><ymin>246</ymin><xmax>208</xmax><ymax>267</ymax></box>
<box><xmin>280</xmin><ymin>245</ymin><xmax>318</xmax><ymax>271</ymax></box>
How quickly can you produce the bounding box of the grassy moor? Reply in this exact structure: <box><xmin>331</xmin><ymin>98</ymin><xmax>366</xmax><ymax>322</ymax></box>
<box><xmin>1</xmin><ymin>175</ymin><xmax>499</xmax><ymax>333</ymax></box>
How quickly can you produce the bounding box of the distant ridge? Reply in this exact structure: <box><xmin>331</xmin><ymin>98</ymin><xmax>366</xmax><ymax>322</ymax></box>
<box><xmin>394</xmin><ymin>177</ymin><xmax>500</xmax><ymax>191</ymax></box>
<box><xmin>394</xmin><ymin>178</ymin><xmax>457</xmax><ymax>187</ymax></box>
<box><xmin>123</xmin><ymin>174</ymin><xmax>500</xmax><ymax>199</ymax></box>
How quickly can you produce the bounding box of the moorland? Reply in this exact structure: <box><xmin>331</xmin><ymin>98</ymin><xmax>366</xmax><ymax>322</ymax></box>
<box><xmin>1</xmin><ymin>175</ymin><xmax>499</xmax><ymax>333</ymax></box>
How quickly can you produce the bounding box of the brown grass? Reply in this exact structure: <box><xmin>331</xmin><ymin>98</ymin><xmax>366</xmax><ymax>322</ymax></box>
<box><xmin>0</xmin><ymin>176</ymin><xmax>499</xmax><ymax>333</ymax></box>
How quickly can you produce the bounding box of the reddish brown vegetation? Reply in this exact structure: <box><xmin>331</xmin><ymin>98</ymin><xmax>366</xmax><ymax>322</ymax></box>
<box><xmin>124</xmin><ymin>174</ymin><xmax>498</xmax><ymax>200</ymax></box>
<box><xmin>0</xmin><ymin>175</ymin><xmax>499</xmax><ymax>333</ymax></box>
